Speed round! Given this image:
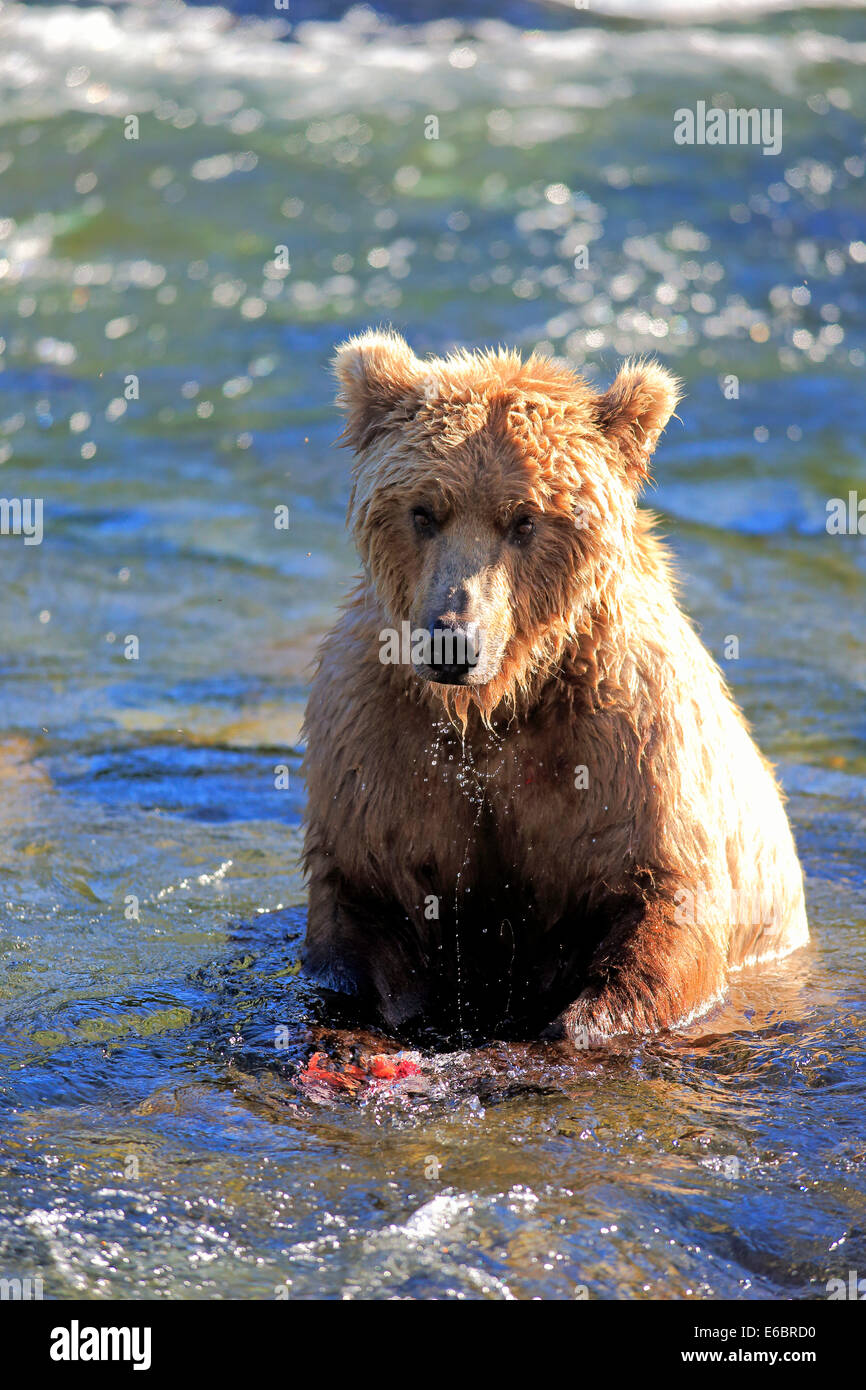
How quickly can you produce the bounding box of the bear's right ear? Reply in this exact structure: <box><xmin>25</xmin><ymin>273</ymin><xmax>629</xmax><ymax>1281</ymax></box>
<box><xmin>595</xmin><ymin>358</ymin><xmax>682</xmax><ymax>483</ymax></box>
<box><xmin>333</xmin><ymin>330</ymin><xmax>426</xmax><ymax>451</ymax></box>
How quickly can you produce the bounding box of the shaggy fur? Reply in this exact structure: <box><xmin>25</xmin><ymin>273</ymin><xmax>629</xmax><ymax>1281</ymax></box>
<box><xmin>301</xmin><ymin>330</ymin><xmax>808</xmax><ymax>1045</ymax></box>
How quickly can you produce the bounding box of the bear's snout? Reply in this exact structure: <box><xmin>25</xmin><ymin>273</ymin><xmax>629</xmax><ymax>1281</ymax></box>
<box><xmin>423</xmin><ymin>619</ymin><xmax>483</xmax><ymax>685</ymax></box>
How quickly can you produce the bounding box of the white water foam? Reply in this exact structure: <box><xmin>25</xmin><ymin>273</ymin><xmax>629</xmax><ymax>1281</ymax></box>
<box><xmin>0</xmin><ymin>1</ymin><xmax>864</xmax><ymax>126</ymax></box>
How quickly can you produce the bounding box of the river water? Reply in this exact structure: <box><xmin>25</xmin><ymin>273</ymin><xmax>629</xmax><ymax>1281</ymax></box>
<box><xmin>0</xmin><ymin>0</ymin><xmax>864</xmax><ymax>1299</ymax></box>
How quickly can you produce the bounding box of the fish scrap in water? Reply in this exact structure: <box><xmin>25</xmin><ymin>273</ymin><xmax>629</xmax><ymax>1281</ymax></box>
<box><xmin>298</xmin><ymin>1049</ymin><xmax>428</xmax><ymax>1101</ymax></box>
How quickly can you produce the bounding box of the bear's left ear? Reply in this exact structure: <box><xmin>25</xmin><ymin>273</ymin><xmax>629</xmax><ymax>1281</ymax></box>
<box><xmin>595</xmin><ymin>359</ymin><xmax>682</xmax><ymax>482</ymax></box>
<box><xmin>333</xmin><ymin>329</ymin><xmax>426</xmax><ymax>452</ymax></box>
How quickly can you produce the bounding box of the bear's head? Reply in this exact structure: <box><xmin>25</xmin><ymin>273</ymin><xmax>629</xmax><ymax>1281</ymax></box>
<box><xmin>334</xmin><ymin>329</ymin><xmax>680</xmax><ymax>721</ymax></box>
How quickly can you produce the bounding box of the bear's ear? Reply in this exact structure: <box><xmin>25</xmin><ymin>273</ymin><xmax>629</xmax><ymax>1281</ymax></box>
<box><xmin>595</xmin><ymin>359</ymin><xmax>682</xmax><ymax>482</ymax></box>
<box><xmin>333</xmin><ymin>329</ymin><xmax>426</xmax><ymax>451</ymax></box>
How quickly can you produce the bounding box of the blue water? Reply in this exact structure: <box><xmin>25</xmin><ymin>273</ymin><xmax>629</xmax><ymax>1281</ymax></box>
<box><xmin>0</xmin><ymin>0</ymin><xmax>864</xmax><ymax>1299</ymax></box>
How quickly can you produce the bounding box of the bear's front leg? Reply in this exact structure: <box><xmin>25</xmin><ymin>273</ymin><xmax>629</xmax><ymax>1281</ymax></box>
<box><xmin>557</xmin><ymin>897</ymin><xmax>728</xmax><ymax>1045</ymax></box>
<box><xmin>304</xmin><ymin>871</ymin><xmax>432</xmax><ymax>1031</ymax></box>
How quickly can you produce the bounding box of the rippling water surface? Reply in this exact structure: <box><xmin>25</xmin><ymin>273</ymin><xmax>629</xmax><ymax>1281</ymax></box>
<box><xmin>0</xmin><ymin>0</ymin><xmax>864</xmax><ymax>1299</ymax></box>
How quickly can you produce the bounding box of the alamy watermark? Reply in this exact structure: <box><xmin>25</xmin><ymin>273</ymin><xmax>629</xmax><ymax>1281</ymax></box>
<box><xmin>674</xmin><ymin>102</ymin><xmax>782</xmax><ymax>156</ymax></box>
<box><xmin>0</xmin><ymin>1274</ymin><xmax>43</xmax><ymax>1299</ymax></box>
<box><xmin>826</xmin><ymin>491</ymin><xmax>865</xmax><ymax>535</ymax></box>
<box><xmin>826</xmin><ymin>1270</ymin><xmax>866</xmax><ymax>1299</ymax></box>
<box><xmin>674</xmin><ymin>883</ymin><xmax>779</xmax><ymax>928</ymax></box>
<box><xmin>379</xmin><ymin>621</ymin><xmax>482</xmax><ymax>668</ymax></box>
<box><xmin>0</xmin><ymin>497</ymin><xmax>43</xmax><ymax>545</ymax></box>
<box><xmin>50</xmin><ymin>1321</ymin><xmax>152</xmax><ymax>1370</ymax></box>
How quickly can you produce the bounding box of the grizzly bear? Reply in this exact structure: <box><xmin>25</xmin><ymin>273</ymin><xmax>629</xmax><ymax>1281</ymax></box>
<box><xmin>301</xmin><ymin>330</ymin><xmax>808</xmax><ymax>1046</ymax></box>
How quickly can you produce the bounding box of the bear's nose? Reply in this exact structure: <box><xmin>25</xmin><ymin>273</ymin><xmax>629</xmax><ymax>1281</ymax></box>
<box><xmin>427</xmin><ymin>620</ymin><xmax>481</xmax><ymax>684</ymax></box>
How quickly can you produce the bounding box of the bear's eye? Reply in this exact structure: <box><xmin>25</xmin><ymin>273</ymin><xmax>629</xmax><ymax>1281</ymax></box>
<box><xmin>412</xmin><ymin>507</ymin><xmax>436</xmax><ymax>537</ymax></box>
<box><xmin>512</xmin><ymin>514</ymin><xmax>535</xmax><ymax>543</ymax></box>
